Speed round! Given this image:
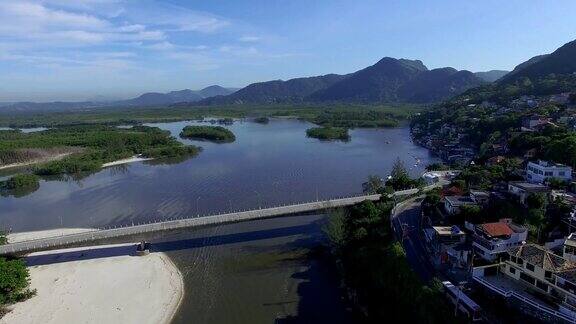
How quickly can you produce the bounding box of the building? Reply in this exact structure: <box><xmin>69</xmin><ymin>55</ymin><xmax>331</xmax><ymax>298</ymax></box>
<box><xmin>508</xmin><ymin>181</ymin><xmax>551</xmax><ymax>205</ymax></box>
<box><xmin>444</xmin><ymin>195</ymin><xmax>477</xmax><ymax>215</ymax></box>
<box><xmin>521</xmin><ymin>115</ymin><xmax>549</xmax><ymax>131</ymax></box>
<box><xmin>564</xmin><ymin>234</ymin><xmax>576</xmax><ymax>262</ymax></box>
<box><xmin>526</xmin><ymin>160</ymin><xmax>572</xmax><ymax>184</ymax></box>
<box><xmin>424</xmin><ymin>226</ymin><xmax>470</xmax><ymax>269</ymax></box>
<box><xmin>473</xmin><ymin>244</ymin><xmax>576</xmax><ymax>322</ymax></box>
<box><xmin>472</xmin><ymin>220</ymin><xmax>528</xmax><ymax>262</ymax></box>
<box><xmin>470</xmin><ymin>190</ymin><xmax>491</xmax><ymax>205</ymax></box>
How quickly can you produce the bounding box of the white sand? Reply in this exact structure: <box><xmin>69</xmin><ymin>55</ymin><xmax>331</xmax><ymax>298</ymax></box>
<box><xmin>102</xmin><ymin>155</ymin><xmax>153</xmax><ymax>168</ymax></box>
<box><xmin>0</xmin><ymin>153</ymin><xmax>72</xmax><ymax>170</ymax></box>
<box><xmin>7</xmin><ymin>228</ymin><xmax>96</xmax><ymax>244</ymax></box>
<box><xmin>1</xmin><ymin>235</ymin><xmax>184</xmax><ymax>324</ymax></box>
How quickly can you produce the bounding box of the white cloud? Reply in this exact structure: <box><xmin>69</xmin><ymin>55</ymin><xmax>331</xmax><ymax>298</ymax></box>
<box><xmin>239</xmin><ymin>36</ymin><xmax>261</xmax><ymax>43</ymax></box>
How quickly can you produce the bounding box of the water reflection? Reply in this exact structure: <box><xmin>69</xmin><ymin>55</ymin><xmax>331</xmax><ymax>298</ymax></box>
<box><xmin>0</xmin><ymin>119</ymin><xmax>436</xmax><ymax>232</ymax></box>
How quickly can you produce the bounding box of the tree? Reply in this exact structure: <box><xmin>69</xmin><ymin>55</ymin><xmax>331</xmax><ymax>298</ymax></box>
<box><xmin>0</xmin><ymin>258</ymin><xmax>34</xmax><ymax>305</ymax></box>
<box><xmin>526</xmin><ymin>193</ymin><xmax>547</xmax><ymax>210</ymax></box>
<box><xmin>391</xmin><ymin>158</ymin><xmax>409</xmax><ymax>181</ymax></box>
<box><xmin>362</xmin><ymin>175</ymin><xmax>384</xmax><ymax>194</ymax></box>
<box><xmin>387</xmin><ymin>158</ymin><xmax>414</xmax><ymax>190</ymax></box>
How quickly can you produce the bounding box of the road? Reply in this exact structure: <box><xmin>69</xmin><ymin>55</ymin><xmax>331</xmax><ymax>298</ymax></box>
<box><xmin>391</xmin><ymin>196</ymin><xmax>436</xmax><ymax>283</ymax></box>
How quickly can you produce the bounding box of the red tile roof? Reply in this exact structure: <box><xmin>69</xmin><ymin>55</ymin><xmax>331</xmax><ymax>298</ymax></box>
<box><xmin>480</xmin><ymin>222</ymin><xmax>513</xmax><ymax>237</ymax></box>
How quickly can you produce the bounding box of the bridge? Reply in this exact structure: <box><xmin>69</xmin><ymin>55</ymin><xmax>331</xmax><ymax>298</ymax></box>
<box><xmin>0</xmin><ymin>194</ymin><xmax>381</xmax><ymax>256</ymax></box>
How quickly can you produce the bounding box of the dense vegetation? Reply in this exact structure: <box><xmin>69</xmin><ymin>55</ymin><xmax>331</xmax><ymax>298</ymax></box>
<box><xmin>0</xmin><ymin>125</ymin><xmax>200</xmax><ymax>176</ymax></box>
<box><xmin>306</xmin><ymin>127</ymin><xmax>350</xmax><ymax>141</ymax></box>
<box><xmin>0</xmin><ymin>257</ymin><xmax>35</xmax><ymax>314</ymax></box>
<box><xmin>311</xmin><ymin>110</ymin><xmax>399</xmax><ymax>128</ymax></box>
<box><xmin>0</xmin><ymin>174</ymin><xmax>41</xmax><ymax>198</ymax></box>
<box><xmin>0</xmin><ymin>104</ymin><xmax>424</xmax><ymax>128</ymax></box>
<box><xmin>253</xmin><ymin>117</ymin><xmax>270</xmax><ymax>124</ymax></box>
<box><xmin>180</xmin><ymin>125</ymin><xmax>236</xmax><ymax>143</ymax></box>
<box><xmin>324</xmin><ymin>199</ymin><xmax>454</xmax><ymax>323</ymax></box>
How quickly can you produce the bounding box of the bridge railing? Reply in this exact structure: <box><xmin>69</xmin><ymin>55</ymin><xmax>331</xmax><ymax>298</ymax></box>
<box><xmin>0</xmin><ymin>194</ymin><xmax>381</xmax><ymax>255</ymax></box>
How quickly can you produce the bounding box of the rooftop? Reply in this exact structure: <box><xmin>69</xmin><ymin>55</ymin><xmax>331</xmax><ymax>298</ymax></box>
<box><xmin>508</xmin><ymin>181</ymin><xmax>551</xmax><ymax>192</ymax></box>
<box><xmin>445</xmin><ymin>195</ymin><xmax>476</xmax><ymax>206</ymax></box>
<box><xmin>433</xmin><ymin>225</ymin><xmax>465</xmax><ymax>237</ymax></box>
<box><xmin>529</xmin><ymin>160</ymin><xmax>571</xmax><ymax>169</ymax></box>
<box><xmin>508</xmin><ymin>244</ymin><xmax>576</xmax><ymax>274</ymax></box>
<box><xmin>478</xmin><ymin>222</ymin><xmax>514</xmax><ymax>237</ymax></box>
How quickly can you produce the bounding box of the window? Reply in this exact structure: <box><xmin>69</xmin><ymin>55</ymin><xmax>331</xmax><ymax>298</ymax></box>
<box><xmin>509</xmin><ymin>266</ymin><xmax>516</xmax><ymax>274</ymax></box>
<box><xmin>545</xmin><ymin>271</ymin><xmax>553</xmax><ymax>280</ymax></box>
<box><xmin>559</xmin><ymin>172</ymin><xmax>566</xmax><ymax>176</ymax></box>
<box><xmin>520</xmin><ymin>272</ymin><xmax>535</xmax><ymax>285</ymax></box>
<box><xmin>545</xmin><ymin>171</ymin><xmax>553</xmax><ymax>176</ymax></box>
<box><xmin>526</xmin><ymin>263</ymin><xmax>535</xmax><ymax>272</ymax></box>
<box><xmin>516</xmin><ymin>257</ymin><xmax>524</xmax><ymax>266</ymax></box>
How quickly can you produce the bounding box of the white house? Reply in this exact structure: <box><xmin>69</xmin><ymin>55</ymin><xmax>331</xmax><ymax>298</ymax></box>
<box><xmin>508</xmin><ymin>181</ymin><xmax>551</xmax><ymax>205</ymax></box>
<box><xmin>564</xmin><ymin>233</ymin><xmax>576</xmax><ymax>262</ymax></box>
<box><xmin>444</xmin><ymin>196</ymin><xmax>477</xmax><ymax>215</ymax></box>
<box><xmin>472</xmin><ymin>219</ymin><xmax>527</xmax><ymax>262</ymax></box>
<box><xmin>473</xmin><ymin>244</ymin><xmax>576</xmax><ymax>322</ymax></box>
<box><xmin>526</xmin><ymin>160</ymin><xmax>572</xmax><ymax>184</ymax></box>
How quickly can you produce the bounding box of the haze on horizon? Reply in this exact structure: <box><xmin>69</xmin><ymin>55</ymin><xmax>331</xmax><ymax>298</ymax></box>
<box><xmin>1</xmin><ymin>0</ymin><xmax>575</xmax><ymax>102</ymax></box>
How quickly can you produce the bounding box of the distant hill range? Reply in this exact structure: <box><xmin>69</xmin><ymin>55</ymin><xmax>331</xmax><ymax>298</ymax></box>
<box><xmin>458</xmin><ymin>38</ymin><xmax>576</xmax><ymax>103</ymax></box>
<box><xmin>474</xmin><ymin>70</ymin><xmax>509</xmax><ymax>82</ymax></box>
<box><xmin>1</xmin><ymin>85</ymin><xmax>237</xmax><ymax>113</ymax></box>
<box><xmin>196</xmin><ymin>57</ymin><xmax>486</xmax><ymax>105</ymax></box>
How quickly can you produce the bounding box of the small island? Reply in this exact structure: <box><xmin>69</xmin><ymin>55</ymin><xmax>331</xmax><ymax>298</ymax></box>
<box><xmin>306</xmin><ymin>127</ymin><xmax>350</xmax><ymax>141</ymax></box>
<box><xmin>0</xmin><ymin>174</ymin><xmax>41</xmax><ymax>198</ymax></box>
<box><xmin>254</xmin><ymin>117</ymin><xmax>270</xmax><ymax>124</ymax></box>
<box><xmin>180</xmin><ymin>125</ymin><xmax>236</xmax><ymax>143</ymax></box>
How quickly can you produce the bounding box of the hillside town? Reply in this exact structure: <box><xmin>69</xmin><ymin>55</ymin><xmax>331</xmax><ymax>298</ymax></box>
<box><xmin>413</xmin><ymin>91</ymin><xmax>576</xmax><ymax>322</ymax></box>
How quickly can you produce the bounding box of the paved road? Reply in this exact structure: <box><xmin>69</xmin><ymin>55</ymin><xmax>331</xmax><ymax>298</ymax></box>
<box><xmin>391</xmin><ymin>196</ymin><xmax>436</xmax><ymax>282</ymax></box>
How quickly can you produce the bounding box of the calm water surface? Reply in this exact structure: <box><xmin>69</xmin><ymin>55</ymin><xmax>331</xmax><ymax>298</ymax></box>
<box><xmin>1</xmin><ymin>119</ymin><xmax>435</xmax><ymax>324</ymax></box>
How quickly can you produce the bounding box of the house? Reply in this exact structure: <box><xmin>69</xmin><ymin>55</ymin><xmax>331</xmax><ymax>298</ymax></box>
<box><xmin>550</xmin><ymin>93</ymin><xmax>571</xmax><ymax>105</ymax></box>
<box><xmin>472</xmin><ymin>219</ymin><xmax>527</xmax><ymax>262</ymax></box>
<box><xmin>470</xmin><ymin>190</ymin><xmax>490</xmax><ymax>205</ymax></box>
<box><xmin>473</xmin><ymin>244</ymin><xmax>576</xmax><ymax>322</ymax></box>
<box><xmin>521</xmin><ymin>115</ymin><xmax>550</xmax><ymax>131</ymax></box>
<box><xmin>564</xmin><ymin>234</ymin><xmax>576</xmax><ymax>262</ymax></box>
<box><xmin>444</xmin><ymin>195</ymin><xmax>477</xmax><ymax>215</ymax></box>
<box><xmin>424</xmin><ymin>226</ymin><xmax>471</xmax><ymax>269</ymax></box>
<box><xmin>508</xmin><ymin>181</ymin><xmax>551</xmax><ymax>205</ymax></box>
<box><xmin>526</xmin><ymin>160</ymin><xmax>572</xmax><ymax>184</ymax></box>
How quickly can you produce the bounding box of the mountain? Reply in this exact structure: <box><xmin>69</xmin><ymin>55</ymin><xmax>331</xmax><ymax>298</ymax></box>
<box><xmin>198</xmin><ymin>74</ymin><xmax>348</xmax><ymax>105</ymax></box>
<box><xmin>455</xmin><ymin>39</ymin><xmax>576</xmax><ymax>104</ymax></box>
<box><xmin>503</xmin><ymin>54</ymin><xmax>549</xmax><ymax>80</ymax></box>
<box><xmin>398</xmin><ymin>68</ymin><xmax>485</xmax><ymax>103</ymax></box>
<box><xmin>474</xmin><ymin>70</ymin><xmax>509</xmax><ymax>82</ymax></box>
<box><xmin>309</xmin><ymin>58</ymin><xmax>484</xmax><ymax>103</ymax></box>
<box><xmin>309</xmin><ymin>58</ymin><xmax>428</xmax><ymax>103</ymax></box>
<box><xmin>0</xmin><ymin>86</ymin><xmax>237</xmax><ymax>112</ymax></box>
<box><xmin>500</xmin><ymin>40</ymin><xmax>576</xmax><ymax>84</ymax></box>
<box><xmin>197</xmin><ymin>57</ymin><xmax>481</xmax><ymax>105</ymax></box>
<box><xmin>197</xmin><ymin>85</ymin><xmax>238</xmax><ymax>98</ymax></box>
<box><xmin>122</xmin><ymin>86</ymin><xmax>237</xmax><ymax>106</ymax></box>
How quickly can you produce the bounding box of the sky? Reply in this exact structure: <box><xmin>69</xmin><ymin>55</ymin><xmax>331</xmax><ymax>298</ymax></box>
<box><xmin>0</xmin><ymin>0</ymin><xmax>575</xmax><ymax>102</ymax></box>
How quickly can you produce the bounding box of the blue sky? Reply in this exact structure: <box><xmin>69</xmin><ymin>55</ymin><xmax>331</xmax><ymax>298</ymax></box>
<box><xmin>0</xmin><ymin>0</ymin><xmax>575</xmax><ymax>101</ymax></box>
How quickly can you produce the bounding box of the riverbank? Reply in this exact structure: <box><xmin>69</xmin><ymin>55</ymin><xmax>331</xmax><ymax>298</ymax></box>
<box><xmin>102</xmin><ymin>155</ymin><xmax>153</xmax><ymax>168</ymax></box>
<box><xmin>2</xmin><ymin>230</ymin><xmax>184</xmax><ymax>324</ymax></box>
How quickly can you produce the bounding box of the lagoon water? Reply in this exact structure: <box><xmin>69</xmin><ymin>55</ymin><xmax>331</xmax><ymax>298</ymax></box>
<box><xmin>0</xmin><ymin>119</ymin><xmax>436</xmax><ymax>323</ymax></box>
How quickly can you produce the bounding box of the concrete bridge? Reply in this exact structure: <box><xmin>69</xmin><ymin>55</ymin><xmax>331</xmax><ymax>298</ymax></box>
<box><xmin>0</xmin><ymin>194</ymin><xmax>381</xmax><ymax>256</ymax></box>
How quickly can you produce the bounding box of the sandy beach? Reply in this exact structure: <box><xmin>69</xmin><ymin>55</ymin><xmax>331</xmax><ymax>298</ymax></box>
<box><xmin>2</xmin><ymin>231</ymin><xmax>184</xmax><ymax>324</ymax></box>
<box><xmin>102</xmin><ymin>155</ymin><xmax>153</xmax><ymax>168</ymax></box>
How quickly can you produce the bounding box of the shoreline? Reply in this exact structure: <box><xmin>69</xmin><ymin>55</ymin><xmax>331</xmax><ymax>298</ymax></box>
<box><xmin>0</xmin><ymin>153</ymin><xmax>72</xmax><ymax>171</ymax></box>
<box><xmin>102</xmin><ymin>155</ymin><xmax>153</xmax><ymax>168</ymax></box>
<box><xmin>3</xmin><ymin>229</ymin><xmax>184</xmax><ymax>324</ymax></box>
